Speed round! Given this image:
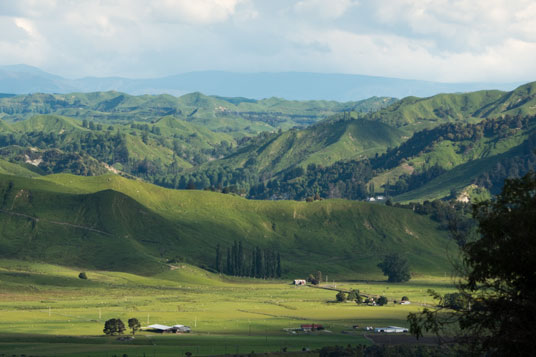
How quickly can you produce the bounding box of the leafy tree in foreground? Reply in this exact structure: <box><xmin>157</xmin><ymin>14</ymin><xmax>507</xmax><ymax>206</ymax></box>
<box><xmin>103</xmin><ymin>318</ymin><xmax>126</xmax><ymax>336</ymax></box>
<box><xmin>377</xmin><ymin>253</ymin><xmax>411</xmax><ymax>282</ymax></box>
<box><xmin>128</xmin><ymin>318</ymin><xmax>141</xmax><ymax>335</ymax></box>
<box><xmin>408</xmin><ymin>172</ymin><xmax>536</xmax><ymax>356</ymax></box>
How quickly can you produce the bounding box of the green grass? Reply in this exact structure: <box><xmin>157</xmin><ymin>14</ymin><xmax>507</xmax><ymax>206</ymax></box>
<box><xmin>0</xmin><ymin>158</ymin><xmax>40</xmax><ymax>177</ymax></box>
<box><xmin>0</xmin><ymin>172</ymin><xmax>456</xmax><ymax>278</ymax></box>
<box><xmin>0</xmin><ymin>259</ymin><xmax>457</xmax><ymax>356</ymax></box>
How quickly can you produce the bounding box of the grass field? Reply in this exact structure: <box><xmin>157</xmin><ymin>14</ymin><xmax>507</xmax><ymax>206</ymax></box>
<box><xmin>0</xmin><ymin>260</ymin><xmax>457</xmax><ymax>356</ymax></box>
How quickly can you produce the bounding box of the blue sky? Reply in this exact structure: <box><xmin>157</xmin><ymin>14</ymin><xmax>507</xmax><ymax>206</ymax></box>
<box><xmin>0</xmin><ymin>0</ymin><xmax>535</xmax><ymax>82</ymax></box>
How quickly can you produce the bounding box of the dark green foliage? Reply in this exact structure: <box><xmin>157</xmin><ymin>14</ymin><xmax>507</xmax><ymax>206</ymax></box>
<box><xmin>336</xmin><ymin>291</ymin><xmax>347</xmax><ymax>302</ymax></box>
<box><xmin>127</xmin><ymin>318</ymin><xmax>140</xmax><ymax>335</ymax></box>
<box><xmin>408</xmin><ymin>172</ymin><xmax>536</xmax><ymax>356</ymax></box>
<box><xmin>401</xmin><ymin>296</ymin><xmax>409</xmax><ymax>301</ymax></box>
<box><xmin>308</xmin><ymin>274</ymin><xmax>319</xmax><ymax>285</ymax></box>
<box><xmin>103</xmin><ymin>318</ymin><xmax>125</xmax><ymax>335</ymax></box>
<box><xmin>474</xmin><ymin>132</ymin><xmax>536</xmax><ymax>194</ymax></box>
<box><xmin>78</xmin><ymin>272</ymin><xmax>87</xmax><ymax>280</ymax></box>
<box><xmin>347</xmin><ymin>289</ymin><xmax>359</xmax><ymax>301</ymax></box>
<box><xmin>216</xmin><ymin>242</ymin><xmax>281</xmax><ymax>278</ymax></box>
<box><xmin>249</xmin><ymin>159</ymin><xmax>375</xmax><ymax>200</ymax></box>
<box><xmin>377</xmin><ymin>253</ymin><xmax>411</xmax><ymax>282</ymax></box>
<box><xmin>377</xmin><ymin>296</ymin><xmax>388</xmax><ymax>306</ymax></box>
<box><xmin>442</xmin><ymin>293</ymin><xmax>467</xmax><ymax>311</ymax></box>
<box><xmin>319</xmin><ymin>344</ymin><xmax>462</xmax><ymax>357</ymax></box>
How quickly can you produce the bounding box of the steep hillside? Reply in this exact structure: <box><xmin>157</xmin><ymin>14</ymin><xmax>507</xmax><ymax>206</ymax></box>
<box><xmin>0</xmin><ymin>173</ymin><xmax>454</xmax><ymax>278</ymax></box>
<box><xmin>178</xmin><ymin>117</ymin><xmax>404</xmax><ymax>190</ymax></box>
<box><xmin>368</xmin><ymin>82</ymin><xmax>536</xmax><ymax>131</ymax></box>
<box><xmin>372</xmin><ymin>114</ymin><xmax>536</xmax><ymax>201</ymax></box>
<box><xmin>0</xmin><ymin>114</ymin><xmax>234</xmax><ymax>179</ymax></box>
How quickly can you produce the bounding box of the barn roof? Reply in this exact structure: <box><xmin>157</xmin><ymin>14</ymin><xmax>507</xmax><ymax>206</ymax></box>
<box><xmin>148</xmin><ymin>324</ymin><xmax>172</xmax><ymax>330</ymax></box>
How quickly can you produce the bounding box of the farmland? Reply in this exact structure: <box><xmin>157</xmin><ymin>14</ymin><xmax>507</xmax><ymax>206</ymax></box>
<box><xmin>0</xmin><ymin>259</ymin><xmax>456</xmax><ymax>356</ymax></box>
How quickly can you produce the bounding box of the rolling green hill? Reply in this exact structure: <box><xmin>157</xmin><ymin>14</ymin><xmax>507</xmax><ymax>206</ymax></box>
<box><xmin>179</xmin><ymin>116</ymin><xmax>404</xmax><ymax>190</ymax></box>
<box><xmin>0</xmin><ymin>91</ymin><xmax>396</xmax><ymax>136</ymax></box>
<box><xmin>371</xmin><ymin>114</ymin><xmax>536</xmax><ymax>202</ymax></box>
<box><xmin>0</xmin><ymin>158</ymin><xmax>40</xmax><ymax>177</ymax></box>
<box><xmin>0</xmin><ymin>172</ymin><xmax>454</xmax><ymax>278</ymax></box>
<box><xmin>368</xmin><ymin>82</ymin><xmax>536</xmax><ymax>131</ymax></box>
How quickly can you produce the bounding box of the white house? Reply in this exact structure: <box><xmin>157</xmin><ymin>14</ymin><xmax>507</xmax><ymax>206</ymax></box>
<box><xmin>374</xmin><ymin>326</ymin><xmax>408</xmax><ymax>333</ymax></box>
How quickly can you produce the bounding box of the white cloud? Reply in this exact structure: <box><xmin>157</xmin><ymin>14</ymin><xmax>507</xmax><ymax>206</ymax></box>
<box><xmin>0</xmin><ymin>0</ymin><xmax>534</xmax><ymax>82</ymax></box>
<box><xmin>294</xmin><ymin>0</ymin><xmax>358</xmax><ymax>20</ymax></box>
<box><xmin>150</xmin><ymin>0</ymin><xmax>246</xmax><ymax>25</ymax></box>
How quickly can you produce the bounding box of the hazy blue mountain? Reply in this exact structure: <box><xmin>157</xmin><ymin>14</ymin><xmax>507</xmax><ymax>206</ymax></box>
<box><xmin>0</xmin><ymin>64</ymin><xmax>523</xmax><ymax>101</ymax></box>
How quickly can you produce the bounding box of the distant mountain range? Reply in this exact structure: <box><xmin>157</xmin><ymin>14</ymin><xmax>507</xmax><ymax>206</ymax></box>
<box><xmin>0</xmin><ymin>64</ymin><xmax>525</xmax><ymax>101</ymax></box>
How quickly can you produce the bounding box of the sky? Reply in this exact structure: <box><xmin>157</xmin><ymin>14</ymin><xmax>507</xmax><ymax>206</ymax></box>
<box><xmin>0</xmin><ymin>0</ymin><xmax>535</xmax><ymax>82</ymax></box>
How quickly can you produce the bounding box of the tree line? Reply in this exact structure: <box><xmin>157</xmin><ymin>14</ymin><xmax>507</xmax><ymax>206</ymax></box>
<box><xmin>215</xmin><ymin>241</ymin><xmax>282</xmax><ymax>278</ymax></box>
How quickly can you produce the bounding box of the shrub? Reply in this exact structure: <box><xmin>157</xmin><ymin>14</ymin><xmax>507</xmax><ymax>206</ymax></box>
<box><xmin>377</xmin><ymin>296</ymin><xmax>388</xmax><ymax>306</ymax></box>
<box><xmin>336</xmin><ymin>291</ymin><xmax>347</xmax><ymax>302</ymax></box>
<box><xmin>78</xmin><ymin>272</ymin><xmax>87</xmax><ymax>280</ymax></box>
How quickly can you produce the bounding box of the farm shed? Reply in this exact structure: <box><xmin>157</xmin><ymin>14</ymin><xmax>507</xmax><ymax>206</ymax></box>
<box><xmin>374</xmin><ymin>326</ymin><xmax>408</xmax><ymax>333</ymax></box>
<box><xmin>146</xmin><ymin>324</ymin><xmax>191</xmax><ymax>333</ymax></box>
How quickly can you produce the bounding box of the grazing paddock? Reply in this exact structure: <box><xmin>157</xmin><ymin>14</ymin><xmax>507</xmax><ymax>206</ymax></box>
<box><xmin>0</xmin><ymin>259</ymin><xmax>457</xmax><ymax>356</ymax></box>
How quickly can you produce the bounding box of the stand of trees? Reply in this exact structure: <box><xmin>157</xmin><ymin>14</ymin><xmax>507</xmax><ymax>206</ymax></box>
<box><xmin>215</xmin><ymin>241</ymin><xmax>282</xmax><ymax>279</ymax></box>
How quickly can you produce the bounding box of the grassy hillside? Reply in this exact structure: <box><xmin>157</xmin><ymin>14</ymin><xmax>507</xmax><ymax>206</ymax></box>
<box><xmin>369</xmin><ymin>115</ymin><xmax>536</xmax><ymax>202</ymax></box>
<box><xmin>0</xmin><ymin>173</ymin><xmax>454</xmax><ymax>278</ymax></box>
<box><xmin>0</xmin><ymin>91</ymin><xmax>396</xmax><ymax>136</ymax></box>
<box><xmin>0</xmin><ymin>158</ymin><xmax>40</xmax><ymax>177</ymax></box>
<box><xmin>185</xmin><ymin>117</ymin><xmax>404</xmax><ymax>188</ymax></box>
<box><xmin>368</xmin><ymin>82</ymin><xmax>536</xmax><ymax>131</ymax></box>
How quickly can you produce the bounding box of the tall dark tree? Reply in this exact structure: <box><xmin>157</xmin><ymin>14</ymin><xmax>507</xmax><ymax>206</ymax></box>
<box><xmin>408</xmin><ymin>172</ymin><xmax>536</xmax><ymax>356</ymax></box>
<box><xmin>128</xmin><ymin>318</ymin><xmax>140</xmax><ymax>335</ymax></box>
<box><xmin>255</xmin><ymin>247</ymin><xmax>264</xmax><ymax>278</ymax></box>
<box><xmin>238</xmin><ymin>241</ymin><xmax>244</xmax><ymax>275</ymax></box>
<box><xmin>276</xmin><ymin>253</ymin><xmax>282</xmax><ymax>278</ymax></box>
<box><xmin>377</xmin><ymin>253</ymin><xmax>411</xmax><ymax>282</ymax></box>
<box><xmin>215</xmin><ymin>244</ymin><xmax>222</xmax><ymax>273</ymax></box>
<box><xmin>226</xmin><ymin>247</ymin><xmax>231</xmax><ymax>275</ymax></box>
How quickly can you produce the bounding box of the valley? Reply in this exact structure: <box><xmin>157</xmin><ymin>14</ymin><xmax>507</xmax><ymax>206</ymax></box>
<box><xmin>0</xmin><ymin>82</ymin><xmax>534</xmax><ymax>356</ymax></box>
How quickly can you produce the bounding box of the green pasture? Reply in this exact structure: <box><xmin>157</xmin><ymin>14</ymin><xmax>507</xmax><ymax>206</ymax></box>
<box><xmin>0</xmin><ymin>260</ymin><xmax>457</xmax><ymax>356</ymax></box>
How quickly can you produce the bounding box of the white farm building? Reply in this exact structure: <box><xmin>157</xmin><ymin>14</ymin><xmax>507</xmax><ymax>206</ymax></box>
<box><xmin>374</xmin><ymin>326</ymin><xmax>408</xmax><ymax>333</ymax></box>
<box><xmin>145</xmin><ymin>324</ymin><xmax>191</xmax><ymax>333</ymax></box>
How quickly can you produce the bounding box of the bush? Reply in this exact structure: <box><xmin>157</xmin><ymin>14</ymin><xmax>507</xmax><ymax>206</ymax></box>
<box><xmin>401</xmin><ymin>296</ymin><xmax>409</xmax><ymax>301</ymax></box>
<box><xmin>347</xmin><ymin>289</ymin><xmax>359</xmax><ymax>301</ymax></box>
<box><xmin>336</xmin><ymin>291</ymin><xmax>347</xmax><ymax>302</ymax></box>
<box><xmin>377</xmin><ymin>296</ymin><xmax>388</xmax><ymax>306</ymax></box>
<box><xmin>78</xmin><ymin>272</ymin><xmax>87</xmax><ymax>280</ymax></box>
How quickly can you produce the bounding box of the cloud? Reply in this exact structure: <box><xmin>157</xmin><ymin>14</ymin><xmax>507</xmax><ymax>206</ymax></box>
<box><xmin>294</xmin><ymin>0</ymin><xmax>358</xmax><ymax>20</ymax></box>
<box><xmin>0</xmin><ymin>0</ymin><xmax>534</xmax><ymax>82</ymax></box>
<box><xmin>149</xmin><ymin>0</ymin><xmax>247</xmax><ymax>25</ymax></box>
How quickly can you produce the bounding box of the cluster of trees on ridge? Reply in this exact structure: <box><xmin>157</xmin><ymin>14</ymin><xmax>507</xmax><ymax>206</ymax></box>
<box><xmin>215</xmin><ymin>241</ymin><xmax>282</xmax><ymax>278</ymax></box>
